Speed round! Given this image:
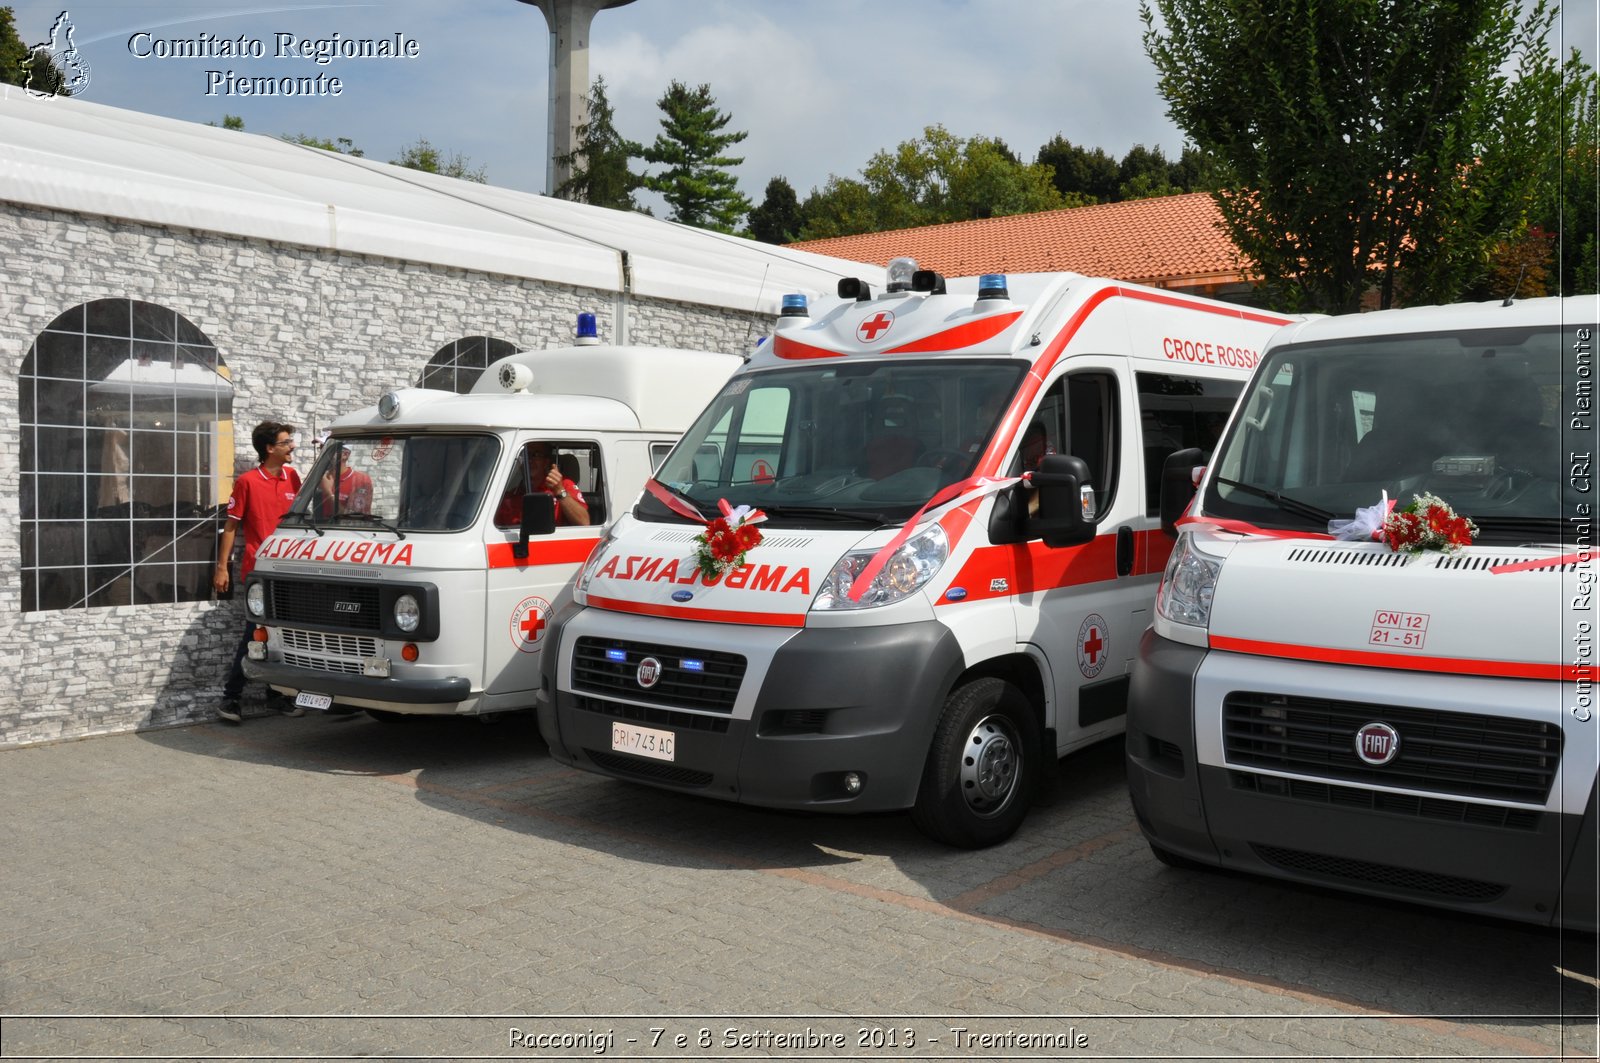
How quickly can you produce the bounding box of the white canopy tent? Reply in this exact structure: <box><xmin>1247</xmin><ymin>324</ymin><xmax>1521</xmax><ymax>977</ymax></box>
<box><xmin>0</xmin><ymin>87</ymin><xmax>882</xmax><ymax>316</ymax></box>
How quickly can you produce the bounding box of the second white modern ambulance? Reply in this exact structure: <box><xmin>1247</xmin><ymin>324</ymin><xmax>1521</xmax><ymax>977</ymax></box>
<box><xmin>1126</xmin><ymin>295</ymin><xmax>1597</xmax><ymax>929</ymax></box>
<box><xmin>538</xmin><ymin>260</ymin><xmax>1293</xmax><ymax>846</ymax></box>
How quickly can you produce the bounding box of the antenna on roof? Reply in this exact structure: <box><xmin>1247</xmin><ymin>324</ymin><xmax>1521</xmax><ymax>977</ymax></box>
<box><xmin>1502</xmin><ymin>264</ymin><xmax>1527</xmax><ymax>307</ymax></box>
<box><xmin>743</xmin><ymin>264</ymin><xmax>771</xmax><ymax>357</ymax></box>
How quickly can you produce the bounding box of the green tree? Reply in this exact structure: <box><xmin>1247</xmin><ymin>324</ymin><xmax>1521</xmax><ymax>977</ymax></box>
<box><xmin>284</xmin><ymin>132</ymin><xmax>364</xmax><ymax>156</ymax></box>
<box><xmin>1</xmin><ymin>6</ymin><xmax>65</xmax><ymax>94</ymax></box>
<box><xmin>748</xmin><ymin>176</ymin><xmax>804</xmax><ymax>244</ymax></box>
<box><xmin>1142</xmin><ymin>0</ymin><xmax>1577</xmax><ymax>313</ymax></box>
<box><xmin>1533</xmin><ymin>51</ymin><xmax>1599</xmax><ymax>295</ymax></box>
<box><xmin>799</xmin><ymin>125</ymin><xmax>1076</xmax><ymax>239</ymax></box>
<box><xmin>641</xmin><ymin>80</ymin><xmax>752</xmax><ymax>232</ymax></box>
<box><xmin>1035</xmin><ymin>134</ymin><xmax>1120</xmax><ymax>202</ymax></box>
<box><xmin>393</xmin><ymin>138</ymin><xmax>487</xmax><ymax>183</ymax></box>
<box><xmin>554</xmin><ymin>75</ymin><xmax>645</xmax><ymax>210</ymax></box>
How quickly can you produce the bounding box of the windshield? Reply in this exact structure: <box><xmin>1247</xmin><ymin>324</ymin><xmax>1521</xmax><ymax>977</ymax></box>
<box><xmin>645</xmin><ymin>360</ymin><xmax>1026</xmax><ymax>525</ymax></box>
<box><xmin>1206</xmin><ymin>321</ymin><xmax>1585</xmax><ymax>542</ymax></box>
<box><xmin>286</xmin><ymin>433</ymin><xmax>502</xmax><ymax>533</ymax></box>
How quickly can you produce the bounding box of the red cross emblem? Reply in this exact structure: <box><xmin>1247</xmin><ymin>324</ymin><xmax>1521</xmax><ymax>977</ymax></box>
<box><xmin>1082</xmin><ymin>626</ymin><xmax>1103</xmax><ymax>664</ymax></box>
<box><xmin>857</xmin><ymin>311</ymin><xmax>894</xmax><ymax>342</ymax></box>
<box><xmin>509</xmin><ymin>595</ymin><xmax>552</xmax><ymax>653</ymax></box>
<box><xmin>1077</xmin><ymin>612</ymin><xmax>1109</xmax><ymax>678</ymax></box>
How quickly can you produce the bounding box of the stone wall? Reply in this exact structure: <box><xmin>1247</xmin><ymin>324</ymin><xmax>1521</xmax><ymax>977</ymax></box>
<box><xmin>0</xmin><ymin>201</ymin><xmax>762</xmax><ymax>747</ymax></box>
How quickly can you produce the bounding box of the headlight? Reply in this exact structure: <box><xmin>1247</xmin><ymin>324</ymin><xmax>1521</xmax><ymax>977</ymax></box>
<box><xmin>813</xmin><ymin>524</ymin><xmax>949</xmax><ymax>610</ymax></box>
<box><xmin>577</xmin><ymin>527</ymin><xmax>619</xmax><ymax>594</ymax></box>
<box><xmin>1156</xmin><ymin>532</ymin><xmax>1220</xmax><ymax>628</ymax></box>
<box><xmin>394</xmin><ymin>593</ymin><xmax>421</xmax><ymax>633</ymax></box>
<box><xmin>245</xmin><ymin>582</ymin><xmax>265</xmax><ymax>617</ymax></box>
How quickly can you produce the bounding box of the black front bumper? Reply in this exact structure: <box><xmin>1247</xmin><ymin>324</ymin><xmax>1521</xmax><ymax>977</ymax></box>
<box><xmin>540</xmin><ymin>612</ymin><xmax>964</xmax><ymax>812</ymax></box>
<box><xmin>1126</xmin><ymin>628</ymin><xmax>1598</xmax><ymax>930</ymax></box>
<box><xmin>243</xmin><ymin>658</ymin><xmax>471</xmax><ymax>704</ymax></box>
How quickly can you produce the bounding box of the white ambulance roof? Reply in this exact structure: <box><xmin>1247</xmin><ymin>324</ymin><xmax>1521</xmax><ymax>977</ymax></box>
<box><xmin>1265</xmin><ymin>295</ymin><xmax>1592</xmax><ymax>348</ymax></box>
<box><xmin>753</xmin><ymin>272</ymin><xmax>1292</xmax><ymax>369</ymax></box>
<box><xmin>331</xmin><ymin>345</ymin><xmax>742</xmax><ymax>433</ymax></box>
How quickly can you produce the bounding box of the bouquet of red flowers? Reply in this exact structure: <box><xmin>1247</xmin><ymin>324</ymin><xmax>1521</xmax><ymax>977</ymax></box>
<box><xmin>693</xmin><ymin>503</ymin><xmax>765</xmax><ymax>579</ymax></box>
<box><xmin>1381</xmin><ymin>492</ymin><xmax>1478</xmax><ymax>555</ymax></box>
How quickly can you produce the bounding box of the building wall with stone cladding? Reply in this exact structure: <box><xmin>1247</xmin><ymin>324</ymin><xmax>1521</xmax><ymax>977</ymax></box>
<box><xmin>0</xmin><ymin>202</ymin><xmax>765</xmax><ymax>747</ymax></box>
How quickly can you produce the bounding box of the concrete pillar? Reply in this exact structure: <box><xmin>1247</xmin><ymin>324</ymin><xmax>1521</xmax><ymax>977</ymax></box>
<box><xmin>519</xmin><ymin>0</ymin><xmax>638</xmax><ymax>196</ymax></box>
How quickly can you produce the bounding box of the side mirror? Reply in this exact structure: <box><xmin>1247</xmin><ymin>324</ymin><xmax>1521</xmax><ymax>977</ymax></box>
<box><xmin>1159</xmin><ymin>448</ymin><xmax>1206</xmax><ymax>537</ymax></box>
<box><xmin>513</xmin><ymin>493</ymin><xmax>557</xmax><ymax>558</ymax></box>
<box><xmin>1028</xmin><ymin>453</ymin><xmax>1097</xmax><ymax>548</ymax></box>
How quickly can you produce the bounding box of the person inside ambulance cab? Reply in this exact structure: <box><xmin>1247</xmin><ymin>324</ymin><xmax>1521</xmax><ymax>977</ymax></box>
<box><xmin>1019</xmin><ymin>419</ymin><xmax>1053</xmax><ymax>516</ymax></box>
<box><xmin>495</xmin><ymin>441</ymin><xmax>589</xmax><ymax>527</ymax></box>
<box><xmin>859</xmin><ymin>393</ymin><xmax>924</xmax><ymax>478</ymax></box>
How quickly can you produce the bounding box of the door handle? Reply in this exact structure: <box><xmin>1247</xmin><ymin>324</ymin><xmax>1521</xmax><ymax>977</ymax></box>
<box><xmin>1116</xmin><ymin>525</ymin><xmax>1135</xmax><ymax>576</ymax></box>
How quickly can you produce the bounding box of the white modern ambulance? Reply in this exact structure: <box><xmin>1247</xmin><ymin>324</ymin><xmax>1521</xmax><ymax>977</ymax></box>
<box><xmin>537</xmin><ymin>259</ymin><xmax>1293</xmax><ymax>846</ymax></box>
<box><xmin>241</xmin><ymin>330</ymin><xmax>742</xmax><ymax>721</ymax></box>
<box><xmin>1127</xmin><ymin>295</ymin><xmax>1598</xmax><ymax>929</ymax></box>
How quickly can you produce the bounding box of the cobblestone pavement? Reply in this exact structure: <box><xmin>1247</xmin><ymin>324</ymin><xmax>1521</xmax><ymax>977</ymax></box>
<box><xmin>1</xmin><ymin>709</ymin><xmax>1596</xmax><ymax>1061</ymax></box>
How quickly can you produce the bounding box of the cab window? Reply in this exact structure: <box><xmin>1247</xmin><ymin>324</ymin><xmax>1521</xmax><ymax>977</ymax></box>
<box><xmin>493</xmin><ymin>440</ymin><xmax>604</xmax><ymax>528</ymax></box>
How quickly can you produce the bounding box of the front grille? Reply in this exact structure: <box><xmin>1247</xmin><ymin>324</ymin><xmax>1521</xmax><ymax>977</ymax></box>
<box><xmin>1252</xmin><ymin>843</ymin><xmax>1507</xmax><ymax>902</ymax></box>
<box><xmin>1223</xmin><ymin>691</ymin><xmax>1560</xmax><ymax>804</ymax></box>
<box><xmin>270</xmin><ymin>580</ymin><xmax>381</xmax><ymax>631</ymax></box>
<box><xmin>574</xmin><ymin>694</ymin><xmax>730</xmax><ymax>734</ymax></box>
<box><xmin>1230</xmin><ymin>772</ymin><xmax>1543</xmax><ymax>831</ymax></box>
<box><xmin>572</xmin><ymin>636</ymin><xmax>744</xmax><ymax>712</ymax></box>
<box><xmin>585</xmin><ymin>748</ymin><xmax>714</xmax><ymax>788</ymax></box>
<box><xmin>280</xmin><ymin>628</ymin><xmax>380</xmax><ymax>673</ymax></box>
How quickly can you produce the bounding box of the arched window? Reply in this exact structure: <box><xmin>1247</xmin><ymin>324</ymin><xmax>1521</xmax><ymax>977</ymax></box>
<box><xmin>19</xmin><ymin>300</ymin><xmax>234</xmax><ymax>611</ymax></box>
<box><xmin>418</xmin><ymin>336</ymin><xmax>520</xmax><ymax>394</ymax></box>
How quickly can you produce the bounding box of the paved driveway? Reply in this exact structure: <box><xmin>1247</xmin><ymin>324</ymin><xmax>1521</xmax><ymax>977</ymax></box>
<box><xmin>2</xmin><ymin>710</ymin><xmax>1595</xmax><ymax>1060</ymax></box>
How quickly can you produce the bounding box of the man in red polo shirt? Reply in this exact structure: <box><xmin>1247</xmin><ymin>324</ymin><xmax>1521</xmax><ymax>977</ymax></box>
<box><xmin>213</xmin><ymin>421</ymin><xmax>304</xmax><ymax>723</ymax></box>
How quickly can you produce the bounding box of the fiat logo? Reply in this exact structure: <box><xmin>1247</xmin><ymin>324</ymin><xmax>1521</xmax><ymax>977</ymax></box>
<box><xmin>1354</xmin><ymin>722</ymin><xmax>1400</xmax><ymax>766</ymax></box>
<box><xmin>636</xmin><ymin>656</ymin><xmax>662</xmax><ymax>689</ymax></box>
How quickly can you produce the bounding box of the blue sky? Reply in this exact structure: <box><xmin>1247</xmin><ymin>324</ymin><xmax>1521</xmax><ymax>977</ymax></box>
<box><xmin>9</xmin><ymin>1</ymin><xmax>1598</xmax><ymax>211</ymax></box>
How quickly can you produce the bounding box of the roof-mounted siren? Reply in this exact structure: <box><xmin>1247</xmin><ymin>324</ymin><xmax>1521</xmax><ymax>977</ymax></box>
<box><xmin>837</xmin><ymin>277</ymin><xmax>873</xmax><ymax>301</ymax></box>
<box><xmin>911</xmin><ymin>268</ymin><xmax>946</xmax><ymax>294</ymax></box>
<box><xmin>499</xmin><ymin>362</ymin><xmax>534</xmax><ymax>393</ymax></box>
<box><xmin>977</xmin><ymin>273</ymin><xmax>1010</xmax><ymax>302</ymax></box>
<box><xmin>575</xmin><ymin>311</ymin><xmax>600</xmax><ymax>346</ymax></box>
<box><xmin>886</xmin><ymin>256</ymin><xmax>918</xmax><ymax>293</ymax></box>
<box><xmin>776</xmin><ymin>293</ymin><xmax>809</xmax><ymax>331</ymax></box>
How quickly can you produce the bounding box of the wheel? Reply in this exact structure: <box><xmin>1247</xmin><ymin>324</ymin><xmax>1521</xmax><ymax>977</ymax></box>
<box><xmin>365</xmin><ymin>709</ymin><xmax>412</xmax><ymax>724</ymax></box>
<box><xmin>911</xmin><ymin>677</ymin><xmax>1040</xmax><ymax>848</ymax></box>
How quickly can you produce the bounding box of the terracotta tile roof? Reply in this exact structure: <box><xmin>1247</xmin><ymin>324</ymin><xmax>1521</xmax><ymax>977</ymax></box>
<box><xmin>787</xmin><ymin>191</ymin><xmax>1253</xmax><ymax>288</ymax></box>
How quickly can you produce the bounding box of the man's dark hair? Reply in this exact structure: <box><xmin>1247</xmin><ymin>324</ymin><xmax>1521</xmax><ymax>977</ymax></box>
<box><xmin>251</xmin><ymin>420</ymin><xmax>294</xmax><ymax>461</ymax></box>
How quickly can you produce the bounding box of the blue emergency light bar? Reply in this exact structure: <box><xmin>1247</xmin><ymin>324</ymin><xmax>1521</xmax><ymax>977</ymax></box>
<box><xmin>680</xmin><ymin>658</ymin><xmax>705</xmax><ymax>672</ymax></box>
<box><xmin>780</xmin><ymin>294</ymin><xmax>809</xmax><ymax>317</ymax></box>
<box><xmin>605</xmin><ymin>648</ymin><xmax>627</xmax><ymax>663</ymax></box>
<box><xmin>576</xmin><ymin>312</ymin><xmax>599</xmax><ymax>340</ymax></box>
<box><xmin>978</xmin><ymin>274</ymin><xmax>1009</xmax><ymax>300</ymax></box>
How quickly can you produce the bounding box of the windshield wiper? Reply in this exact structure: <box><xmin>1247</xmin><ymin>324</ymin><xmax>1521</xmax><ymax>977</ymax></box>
<box><xmin>336</xmin><ymin>512</ymin><xmax>407</xmax><ymax>539</ymax></box>
<box><xmin>289</xmin><ymin>508</ymin><xmax>326</xmax><ymax>537</ymax></box>
<box><xmin>758</xmin><ymin>505</ymin><xmax>890</xmax><ymax>526</ymax></box>
<box><xmin>1212</xmin><ymin>476</ymin><xmax>1338</xmax><ymax>524</ymax></box>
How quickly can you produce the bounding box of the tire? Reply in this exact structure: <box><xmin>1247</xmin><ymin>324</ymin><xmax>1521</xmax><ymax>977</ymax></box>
<box><xmin>911</xmin><ymin>677</ymin><xmax>1040</xmax><ymax>848</ymax></box>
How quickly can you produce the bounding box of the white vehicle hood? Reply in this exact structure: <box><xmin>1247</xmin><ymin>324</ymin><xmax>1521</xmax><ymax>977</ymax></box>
<box><xmin>1207</xmin><ymin>537</ymin><xmax>1568</xmax><ymax>678</ymax></box>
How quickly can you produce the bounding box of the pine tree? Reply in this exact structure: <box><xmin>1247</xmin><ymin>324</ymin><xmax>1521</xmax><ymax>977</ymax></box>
<box><xmin>641</xmin><ymin>81</ymin><xmax>752</xmax><ymax>232</ymax></box>
<box><xmin>554</xmin><ymin>75</ymin><xmax>645</xmax><ymax>210</ymax></box>
<box><xmin>747</xmin><ymin>177</ymin><xmax>804</xmax><ymax>244</ymax></box>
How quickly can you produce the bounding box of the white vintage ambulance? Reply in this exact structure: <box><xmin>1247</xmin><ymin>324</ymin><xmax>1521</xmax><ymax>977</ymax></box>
<box><xmin>240</xmin><ymin>332</ymin><xmax>742</xmax><ymax>720</ymax></box>
<box><xmin>537</xmin><ymin>259</ymin><xmax>1293</xmax><ymax>846</ymax></box>
<box><xmin>1126</xmin><ymin>295</ymin><xmax>1598</xmax><ymax>929</ymax></box>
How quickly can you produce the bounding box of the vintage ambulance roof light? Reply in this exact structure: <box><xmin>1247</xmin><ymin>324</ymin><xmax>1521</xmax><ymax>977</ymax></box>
<box><xmin>886</xmin><ymin>256</ymin><xmax>918</xmax><ymax>292</ymax></box>
<box><xmin>837</xmin><ymin>277</ymin><xmax>873</xmax><ymax>301</ymax></box>
<box><xmin>780</xmin><ymin>293</ymin><xmax>809</xmax><ymax>317</ymax></box>
<box><xmin>977</xmin><ymin>274</ymin><xmax>1010</xmax><ymax>301</ymax></box>
<box><xmin>575</xmin><ymin>312</ymin><xmax>600</xmax><ymax>345</ymax></box>
<box><xmin>378</xmin><ymin>391</ymin><xmax>401</xmax><ymax>420</ymax></box>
